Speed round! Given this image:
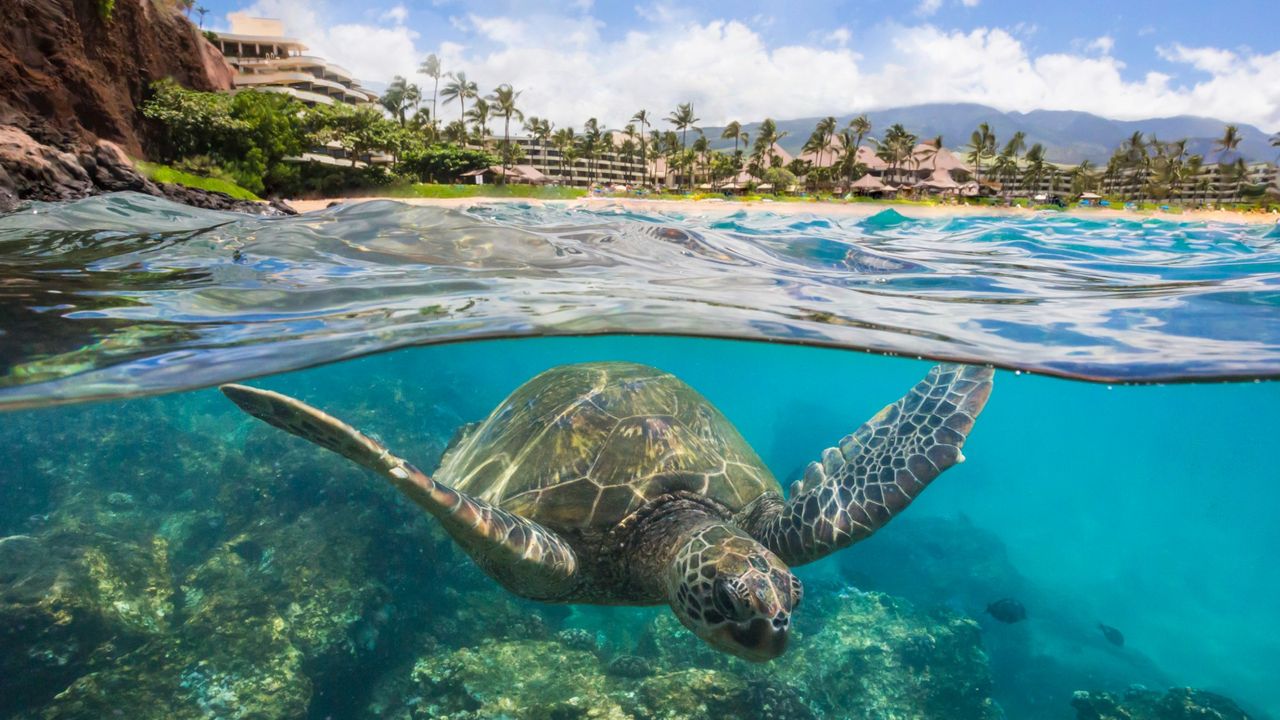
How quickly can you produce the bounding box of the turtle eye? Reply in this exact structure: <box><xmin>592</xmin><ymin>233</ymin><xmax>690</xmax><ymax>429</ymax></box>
<box><xmin>712</xmin><ymin>579</ymin><xmax>749</xmax><ymax>621</ymax></box>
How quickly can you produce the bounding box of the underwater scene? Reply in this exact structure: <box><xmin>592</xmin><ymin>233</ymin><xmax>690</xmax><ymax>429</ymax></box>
<box><xmin>1</xmin><ymin>195</ymin><xmax>1278</xmax><ymax>720</ymax></box>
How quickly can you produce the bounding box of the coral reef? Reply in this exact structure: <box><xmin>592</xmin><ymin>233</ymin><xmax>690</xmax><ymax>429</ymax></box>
<box><xmin>1072</xmin><ymin>687</ymin><xmax>1252</xmax><ymax>720</ymax></box>
<box><xmin>0</xmin><ymin>372</ymin><xmax>1265</xmax><ymax>720</ymax></box>
<box><xmin>364</xmin><ymin>588</ymin><xmax>998</xmax><ymax>720</ymax></box>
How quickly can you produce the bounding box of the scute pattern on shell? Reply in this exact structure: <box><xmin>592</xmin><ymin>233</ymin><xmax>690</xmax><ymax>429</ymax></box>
<box><xmin>438</xmin><ymin>362</ymin><xmax>779</xmax><ymax>531</ymax></box>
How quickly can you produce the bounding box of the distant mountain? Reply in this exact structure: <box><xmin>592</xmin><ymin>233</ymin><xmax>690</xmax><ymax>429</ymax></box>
<box><xmin>701</xmin><ymin>103</ymin><xmax>1277</xmax><ymax>165</ymax></box>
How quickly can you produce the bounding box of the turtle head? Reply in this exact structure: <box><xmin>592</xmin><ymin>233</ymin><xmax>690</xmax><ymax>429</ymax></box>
<box><xmin>666</xmin><ymin>524</ymin><xmax>801</xmax><ymax>662</ymax></box>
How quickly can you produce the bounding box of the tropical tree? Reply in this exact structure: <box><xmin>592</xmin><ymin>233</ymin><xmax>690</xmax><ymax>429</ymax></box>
<box><xmin>1185</xmin><ymin>155</ymin><xmax>1209</xmax><ymax>205</ymax></box>
<box><xmin>1022</xmin><ymin>143</ymin><xmax>1047</xmax><ymax>194</ymax></box>
<box><xmin>1222</xmin><ymin>157</ymin><xmax>1248</xmax><ymax>203</ymax></box>
<box><xmin>875</xmin><ymin>123</ymin><xmax>918</xmax><ymax>186</ymax></box>
<box><xmin>692</xmin><ymin>134</ymin><xmax>711</xmax><ymax>186</ymax></box>
<box><xmin>195</xmin><ymin>5</ymin><xmax>208</xmax><ymax>27</ymax></box>
<box><xmin>552</xmin><ymin>126</ymin><xmax>576</xmax><ymax>179</ymax></box>
<box><xmin>1271</xmin><ymin>131</ymin><xmax>1280</xmax><ymax>163</ymax></box>
<box><xmin>580</xmin><ymin>118</ymin><xmax>603</xmax><ymax>185</ymax></box>
<box><xmin>1070</xmin><ymin>159</ymin><xmax>1097</xmax><ymax>194</ymax></box>
<box><xmin>379</xmin><ymin>76</ymin><xmax>420</xmax><ymax>127</ymax></box>
<box><xmin>1214</xmin><ymin>124</ymin><xmax>1242</xmax><ymax>163</ymax></box>
<box><xmin>524</xmin><ymin>116</ymin><xmax>553</xmax><ymax>173</ymax></box>
<box><xmin>619</xmin><ymin>137</ymin><xmax>639</xmax><ymax>183</ymax></box>
<box><xmin>631</xmin><ymin>109</ymin><xmax>652</xmax><ymax>187</ymax></box>
<box><xmin>464</xmin><ymin>97</ymin><xmax>490</xmax><ymax>144</ymax></box>
<box><xmin>722</xmin><ymin>121</ymin><xmax>744</xmax><ymax>159</ymax></box>
<box><xmin>811</xmin><ymin>116</ymin><xmax>837</xmax><ymax>170</ymax></box>
<box><xmin>666</xmin><ymin>102</ymin><xmax>700</xmax><ymax>185</ymax></box>
<box><xmin>752</xmin><ymin>118</ymin><xmax>787</xmax><ymax>173</ymax></box>
<box><xmin>441</xmin><ymin>71</ymin><xmax>479</xmax><ymax>132</ymax></box>
<box><xmin>847</xmin><ymin>114</ymin><xmax>871</xmax><ymax>162</ymax></box>
<box><xmin>488</xmin><ymin>84</ymin><xmax>523</xmax><ymax>182</ymax></box>
<box><xmin>1118</xmin><ymin>131</ymin><xmax>1148</xmax><ymax>200</ymax></box>
<box><xmin>417</xmin><ymin>55</ymin><xmax>443</xmax><ymax>131</ymax></box>
<box><xmin>966</xmin><ymin>122</ymin><xmax>996</xmax><ymax>187</ymax></box>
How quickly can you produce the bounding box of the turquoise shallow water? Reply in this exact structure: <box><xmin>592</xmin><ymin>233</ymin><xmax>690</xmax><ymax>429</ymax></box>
<box><xmin>1</xmin><ymin>195</ymin><xmax>1278</xmax><ymax>719</ymax></box>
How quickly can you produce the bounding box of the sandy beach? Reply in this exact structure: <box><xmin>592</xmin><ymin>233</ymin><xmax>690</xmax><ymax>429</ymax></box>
<box><xmin>288</xmin><ymin>195</ymin><xmax>1280</xmax><ymax>225</ymax></box>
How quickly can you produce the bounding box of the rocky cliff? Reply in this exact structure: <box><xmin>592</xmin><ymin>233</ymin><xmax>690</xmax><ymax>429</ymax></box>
<box><xmin>0</xmin><ymin>0</ymin><xmax>280</xmax><ymax>213</ymax></box>
<box><xmin>0</xmin><ymin>0</ymin><xmax>233</xmax><ymax>154</ymax></box>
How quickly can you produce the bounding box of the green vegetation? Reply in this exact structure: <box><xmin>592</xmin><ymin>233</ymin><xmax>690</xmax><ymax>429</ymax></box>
<box><xmin>388</xmin><ymin>184</ymin><xmax>586</xmax><ymax>200</ymax></box>
<box><xmin>142</xmin><ymin>56</ymin><xmax>1275</xmax><ymax>210</ymax></box>
<box><xmin>135</xmin><ymin>161</ymin><xmax>260</xmax><ymax>200</ymax></box>
<box><xmin>97</xmin><ymin>0</ymin><xmax>116</xmax><ymax>20</ymax></box>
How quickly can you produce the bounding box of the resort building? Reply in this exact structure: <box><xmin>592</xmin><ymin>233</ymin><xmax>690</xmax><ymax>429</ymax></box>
<box><xmin>472</xmin><ymin>132</ymin><xmax>648</xmax><ymax>187</ymax></box>
<box><xmin>209</xmin><ymin>14</ymin><xmax>391</xmax><ymax>167</ymax></box>
<box><xmin>210</xmin><ymin>14</ymin><xmax>376</xmax><ymax>107</ymax></box>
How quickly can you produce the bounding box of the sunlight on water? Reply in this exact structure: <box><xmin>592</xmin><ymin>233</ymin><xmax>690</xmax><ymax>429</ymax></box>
<box><xmin>2</xmin><ymin>193</ymin><xmax>1278</xmax><ymax>410</ymax></box>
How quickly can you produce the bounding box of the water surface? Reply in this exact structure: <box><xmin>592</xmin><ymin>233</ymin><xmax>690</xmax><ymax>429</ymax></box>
<box><xmin>3</xmin><ymin>193</ymin><xmax>1278</xmax><ymax>410</ymax></box>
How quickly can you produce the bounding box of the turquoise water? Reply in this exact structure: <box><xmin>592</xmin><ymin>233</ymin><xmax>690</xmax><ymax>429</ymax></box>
<box><xmin>1</xmin><ymin>195</ymin><xmax>1278</xmax><ymax>719</ymax></box>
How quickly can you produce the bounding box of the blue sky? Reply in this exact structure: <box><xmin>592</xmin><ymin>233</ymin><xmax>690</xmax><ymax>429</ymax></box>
<box><xmin>196</xmin><ymin>0</ymin><xmax>1280</xmax><ymax>131</ymax></box>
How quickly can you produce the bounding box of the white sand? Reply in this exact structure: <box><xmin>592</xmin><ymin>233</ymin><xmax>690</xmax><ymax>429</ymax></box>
<box><xmin>286</xmin><ymin>196</ymin><xmax>1280</xmax><ymax>226</ymax></box>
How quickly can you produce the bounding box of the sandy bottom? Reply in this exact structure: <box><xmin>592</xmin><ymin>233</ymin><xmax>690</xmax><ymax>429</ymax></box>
<box><xmin>286</xmin><ymin>196</ymin><xmax>1280</xmax><ymax>226</ymax></box>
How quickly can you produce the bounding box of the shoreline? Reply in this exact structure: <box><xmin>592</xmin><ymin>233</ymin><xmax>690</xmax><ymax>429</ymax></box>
<box><xmin>287</xmin><ymin>195</ymin><xmax>1280</xmax><ymax>225</ymax></box>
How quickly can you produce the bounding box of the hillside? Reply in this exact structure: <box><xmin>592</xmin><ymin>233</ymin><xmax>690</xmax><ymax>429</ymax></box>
<box><xmin>703</xmin><ymin>104</ymin><xmax>1276</xmax><ymax>165</ymax></box>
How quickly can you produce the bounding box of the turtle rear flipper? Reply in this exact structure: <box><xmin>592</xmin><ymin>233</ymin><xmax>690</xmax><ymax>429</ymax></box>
<box><xmin>744</xmin><ymin>363</ymin><xmax>993</xmax><ymax>566</ymax></box>
<box><xmin>221</xmin><ymin>384</ymin><xmax>579</xmax><ymax>600</ymax></box>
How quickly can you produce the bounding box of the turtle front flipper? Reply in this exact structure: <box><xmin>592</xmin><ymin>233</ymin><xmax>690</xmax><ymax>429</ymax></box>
<box><xmin>221</xmin><ymin>384</ymin><xmax>580</xmax><ymax>601</ymax></box>
<box><xmin>742</xmin><ymin>363</ymin><xmax>993</xmax><ymax>567</ymax></box>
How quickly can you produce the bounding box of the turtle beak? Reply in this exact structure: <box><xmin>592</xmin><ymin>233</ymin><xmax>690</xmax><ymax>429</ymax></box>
<box><xmin>724</xmin><ymin>616</ymin><xmax>790</xmax><ymax>662</ymax></box>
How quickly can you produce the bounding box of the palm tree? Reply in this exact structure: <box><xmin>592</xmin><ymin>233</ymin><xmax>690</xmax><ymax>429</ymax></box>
<box><xmin>1224</xmin><ymin>157</ymin><xmax>1248</xmax><ymax>203</ymax></box>
<box><xmin>418</xmin><ymin>55</ymin><xmax>443</xmax><ymax>132</ymax></box>
<box><xmin>553</xmin><ymin>127</ymin><xmax>576</xmax><ymax>180</ymax></box>
<box><xmin>722</xmin><ymin>121</ymin><xmax>744</xmax><ymax>159</ymax></box>
<box><xmin>581</xmin><ymin>118</ymin><xmax>603</xmax><ymax>186</ymax></box>
<box><xmin>524</xmin><ymin>116</ymin><xmax>553</xmax><ymax>173</ymax></box>
<box><xmin>1271</xmin><ymin>131</ymin><xmax>1280</xmax><ymax>163</ymax></box>
<box><xmin>1023</xmin><ymin>143</ymin><xmax>1047</xmax><ymax>195</ymax></box>
<box><xmin>847</xmin><ymin>114</ymin><xmax>871</xmax><ymax>160</ymax></box>
<box><xmin>753</xmin><ymin>118</ymin><xmax>787</xmax><ymax>172</ymax></box>
<box><xmin>1070</xmin><ymin>159</ymin><xmax>1096</xmax><ymax>195</ymax></box>
<box><xmin>379</xmin><ymin>76</ymin><xmax>412</xmax><ymax>126</ymax></box>
<box><xmin>692</xmin><ymin>134</ymin><xmax>710</xmax><ymax>186</ymax></box>
<box><xmin>1119</xmin><ymin>131</ymin><xmax>1148</xmax><ymax>200</ymax></box>
<box><xmin>489</xmin><ymin>84</ymin><xmax>523</xmax><ymax>183</ymax></box>
<box><xmin>1214</xmin><ymin>124</ymin><xmax>1242</xmax><ymax>164</ymax></box>
<box><xmin>1186</xmin><ymin>155</ymin><xmax>1209</xmax><ymax>205</ymax></box>
<box><xmin>812</xmin><ymin>116</ymin><xmax>837</xmax><ymax>170</ymax></box>
<box><xmin>666</xmin><ymin>103</ymin><xmax>700</xmax><ymax>185</ymax></box>
<box><xmin>195</xmin><ymin>5</ymin><xmax>208</xmax><ymax>27</ymax></box>
<box><xmin>619</xmin><ymin>137</ymin><xmax>639</xmax><ymax>183</ymax></box>
<box><xmin>631</xmin><ymin>110</ymin><xmax>652</xmax><ymax>188</ymax></box>
<box><xmin>966</xmin><ymin>122</ymin><xmax>996</xmax><ymax>188</ymax></box>
<box><xmin>441</xmin><ymin>71</ymin><xmax>478</xmax><ymax>133</ymax></box>
<box><xmin>465</xmin><ymin>98</ymin><xmax>490</xmax><ymax>145</ymax></box>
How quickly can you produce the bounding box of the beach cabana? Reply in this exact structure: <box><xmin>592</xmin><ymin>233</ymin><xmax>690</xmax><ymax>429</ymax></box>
<box><xmin>920</xmin><ymin>168</ymin><xmax>961</xmax><ymax>194</ymax></box>
<box><xmin>461</xmin><ymin>164</ymin><xmax>548</xmax><ymax>185</ymax></box>
<box><xmin>849</xmin><ymin>174</ymin><xmax>889</xmax><ymax>195</ymax></box>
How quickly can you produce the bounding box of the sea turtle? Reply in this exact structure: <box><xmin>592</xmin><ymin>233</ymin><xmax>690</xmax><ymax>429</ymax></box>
<box><xmin>221</xmin><ymin>360</ymin><xmax>992</xmax><ymax>661</ymax></box>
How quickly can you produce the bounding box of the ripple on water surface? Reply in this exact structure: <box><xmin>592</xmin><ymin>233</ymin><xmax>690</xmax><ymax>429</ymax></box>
<box><xmin>1</xmin><ymin>192</ymin><xmax>1278</xmax><ymax>408</ymax></box>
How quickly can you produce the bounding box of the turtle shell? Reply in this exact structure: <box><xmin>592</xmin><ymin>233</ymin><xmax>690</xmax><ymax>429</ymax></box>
<box><xmin>439</xmin><ymin>362</ymin><xmax>779</xmax><ymax>532</ymax></box>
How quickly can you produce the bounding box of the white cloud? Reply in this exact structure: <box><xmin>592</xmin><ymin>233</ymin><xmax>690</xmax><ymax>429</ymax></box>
<box><xmin>826</xmin><ymin>27</ymin><xmax>851</xmax><ymax>47</ymax></box>
<box><xmin>379</xmin><ymin>4</ymin><xmax>407</xmax><ymax>25</ymax></box>
<box><xmin>915</xmin><ymin>0</ymin><xmax>943</xmax><ymax>17</ymax></box>
<box><xmin>227</xmin><ymin>2</ymin><xmax>1280</xmax><ymax>133</ymax></box>
<box><xmin>917</xmin><ymin>0</ymin><xmax>979</xmax><ymax>16</ymax></box>
<box><xmin>1086</xmin><ymin>35</ymin><xmax>1114</xmax><ymax>54</ymax></box>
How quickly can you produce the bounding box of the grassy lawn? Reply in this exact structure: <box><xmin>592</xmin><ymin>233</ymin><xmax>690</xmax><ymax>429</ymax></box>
<box><xmin>135</xmin><ymin>161</ymin><xmax>261</xmax><ymax>201</ymax></box>
<box><xmin>387</xmin><ymin>183</ymin><xmax>588</xmax><ymax>200</ymax></box>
